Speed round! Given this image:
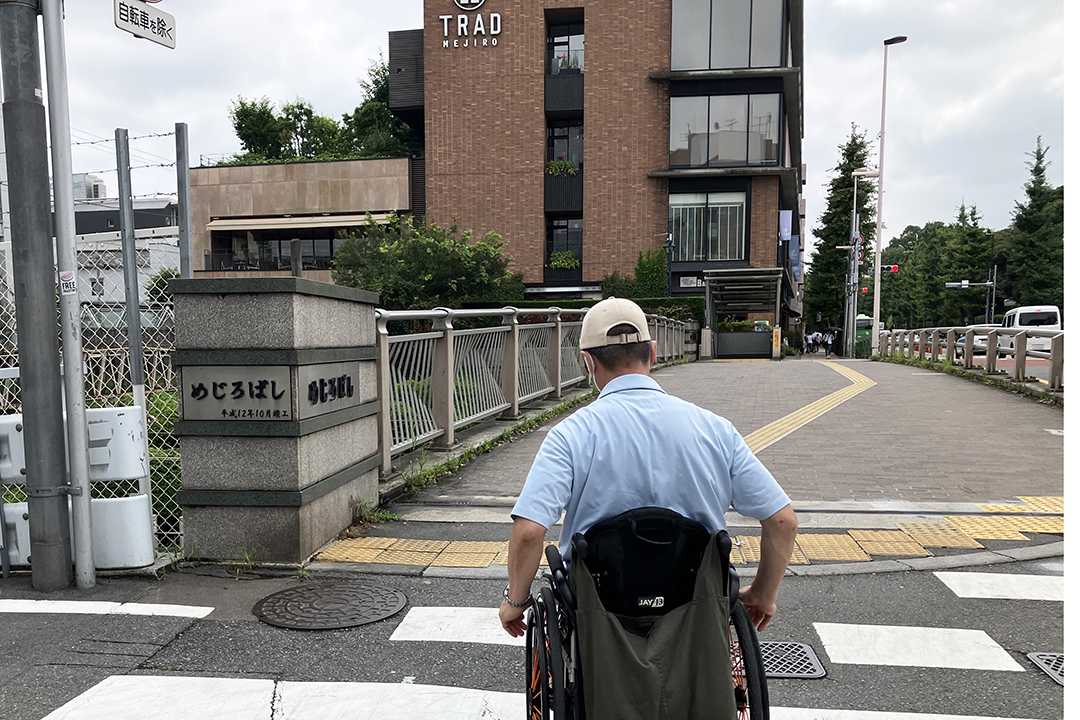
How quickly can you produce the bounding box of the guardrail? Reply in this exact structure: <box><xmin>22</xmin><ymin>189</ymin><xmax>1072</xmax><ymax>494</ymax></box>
<box><xmin>879</xmin><ymin>326</ymin><xmax>1064</xmax><ymax>390</ymax></box>
<box><xmin>376</xmin><ymin>306</ymin><xmax>687</xmax><ymax>476</ymax></box>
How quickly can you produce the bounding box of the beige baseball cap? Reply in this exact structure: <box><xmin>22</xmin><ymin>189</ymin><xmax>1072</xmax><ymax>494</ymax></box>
<box><xmin>580</xmin><ymin>297</ymin><xmax>651</xmax><ymax>350</ymax></box>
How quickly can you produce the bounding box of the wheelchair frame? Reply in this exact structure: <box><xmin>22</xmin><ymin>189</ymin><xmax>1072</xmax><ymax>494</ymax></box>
<box><xmin>526</xmin><ymin>540</ymin><xmax>769</xmax><ymax>720</ymax></box>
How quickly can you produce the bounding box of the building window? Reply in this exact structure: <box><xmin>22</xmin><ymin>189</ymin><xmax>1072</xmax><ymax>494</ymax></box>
<box><xmin>547</xmin><ymin>122</ymin><xmax>583</xmax><ymax>169</ymax></box>
<box><xmin>209</xmin><ymin>227</ymin><xmax>356</xmax><ymax>271</ymax></box>
<box><xmin>671</xmin><ymin>0</ymin><xmax>784</xmax><ymax>71</ymax></box>
<box><xmin>669</xmin><ymin>94</ymin><xmax>781</xmax><ymax>168</ymax></box>
<box><xmin>548</xmin><ymin>21</ymin><xmax>584</xmax><ymax>74</ymax></box>
<box><xmin>545</xmin><ymin>217</ymin><xmax>583</xmax><ymax>283</ymax></box>
<box><xmin>669</xmin><ymin>192</ymin><xmax>745</xmax><ymax>261</ymax></box>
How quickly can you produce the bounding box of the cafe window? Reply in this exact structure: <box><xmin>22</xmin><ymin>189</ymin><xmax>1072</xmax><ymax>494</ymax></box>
<box><xmin>668</xmin><ymin>192</ymin><xmax>746</xmax><ymax>261</ymax></box>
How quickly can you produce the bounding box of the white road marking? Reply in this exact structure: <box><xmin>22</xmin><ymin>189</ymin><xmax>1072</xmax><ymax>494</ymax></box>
<box><xmin>933</xmin><ymin>571</ymin><xmax>1064</xmax><ymax>602</ymax></box>
<box><xmin>42</xmin><ymin>675</ymin><xmax>1046</xmax><ymax>720</ymax></box>
<box><xmin>772</xmin><ymin>709</ymin><xmax>1043</xmax><ymax>720</ymax></box>
<box><xmin>813</xmin><ymin>622</ymin><xmax>1024</xmax><ymax>671</ymax></box>
<box><xmin>1044</xmin><ymin>428</ymin><xmax>1063</xmax><ymax>436</ymax></box>
<box><xmin>42</xmin><ymin>675</ymin><xmax>273</xmax><ymax>720</ymax></box>
<box><xmin>0</xmin><ymin>599</ymin><xmax>213</xmax><ymax>618</ymax></box>
<box><xmin>389</xmin><ymin>606</ymin><xmax>524</xmax><ymax>646</ymax></box>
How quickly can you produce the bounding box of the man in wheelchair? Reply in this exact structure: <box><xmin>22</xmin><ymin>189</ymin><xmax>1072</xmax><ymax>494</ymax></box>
<box><xmin>498</xmin><ymin>298</ymin><xmax>797</xmax><ymax>720</ymax></box>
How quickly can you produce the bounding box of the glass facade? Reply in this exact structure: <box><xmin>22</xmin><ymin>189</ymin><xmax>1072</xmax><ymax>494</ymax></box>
<box><xmin>545</xmin><ymin>218</ymin><xmax>583</xmax><ymax>283</ymax></box>
<box><xmin>548</xmin><ymin>21</ymin><xmax>584</xmax><ymax>74</ymax></box>
<box><xmin>668</xmin><ymin>193</ymin><xmax>746</xmax><ymax>261</ymax></box>
<box><xmin>669</xmin><ymin>94</ymin><xmax>781</xmax><ymax>168</ymax></box>
<box><xmin>671</xmin><ymin>0</ymin><xmax>784</xmax><ymax>71</ymax></box>
<box><xmin>209</xmin><ymin>227</ymin><xmax>352</xmax><ymax>271</ymax></box>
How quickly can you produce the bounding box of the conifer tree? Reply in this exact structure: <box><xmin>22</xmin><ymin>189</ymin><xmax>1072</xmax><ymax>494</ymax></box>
<box><xmin>803</xmin><ymin>126</ymin><xmax>876</xmax><ymax>332</ymax></box>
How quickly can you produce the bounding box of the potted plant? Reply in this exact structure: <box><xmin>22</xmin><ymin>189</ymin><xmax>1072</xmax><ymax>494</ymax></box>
<box><xmin>548</xmin><ymin>250</ymin><xmax>581</xmax><ymax>270</ymax></box>
<box><xmin>545</xmin><ymin>160</ymin><xmax>578</xmax><ymax>177</ymax></box>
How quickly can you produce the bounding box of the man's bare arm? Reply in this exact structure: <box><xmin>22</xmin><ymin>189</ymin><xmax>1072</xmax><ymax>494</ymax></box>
<box><xmin>499</xmin><ymin>517</ymin><xmax>547</xmax><ymax>637</ymax></box>
<box><xmin>738</xmin><ymin>503</ymin><xmax>797</xmax><ymax>632</ymax></box>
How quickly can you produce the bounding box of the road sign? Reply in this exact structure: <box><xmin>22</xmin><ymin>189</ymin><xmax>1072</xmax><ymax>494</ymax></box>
<box><xmin>852</xmin><ymin>234</ymin><xmax>863</xmax><ymax>247</ymax></box>
<box><xmin>851</xmin><ymin>249</ymin><xmax>864</xmax><ymax>262</ymax></box>
<box><xmin>114</xmin><ymin>0</ymin><xmax>176</xmax><ymax>49</ymax></box>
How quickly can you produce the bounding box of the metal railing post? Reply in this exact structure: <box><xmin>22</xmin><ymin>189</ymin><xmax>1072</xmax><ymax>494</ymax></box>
<box><xmin>376</xmin><ymin>311</ymin><xmax>395</xmax><ymax>478</ymax></box>
<box><xmin>946</xmin><ymin>328</ymin><xmax>956</xmax><ymax>362</ymax></box>
<box><xmin>500</xmin><ymin>309</ymin><xmax>521</xmax><ymax>420</ymax></box>
<box><xmin>963</xmin><ymin>328</ymin><xmax>974</xmax><ymax>369</ymax></box>
<box><xmin>1049</xmin><ymin>333</ymin><xmax>1064</xmax><ymax>390</ymax></box>
<box><xmin>986</xmin><ymin>329</ymin><xmax>998</xmax><ymax>374</ymax></box>
<box><xmin>431</xmin><ymin>308</ymin><xmax>458</xmax><ymax>449</ymax></box>
<box><xmin>1013</xmin><ymin>331</ymin><xmax>1027</xmax><ymax>382</ymax></box>
<box><xmin>917</xmin><ymin>330</ymin><xmax>927</xmax><ymax>361</ymax></box>
<box><xmin>545</xmin><ymin>308</ymin><xmax>563</xmax><ymax>399</ymax></box>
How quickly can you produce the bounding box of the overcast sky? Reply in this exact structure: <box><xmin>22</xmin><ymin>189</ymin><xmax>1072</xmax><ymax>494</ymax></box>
<box><xmin>0</xmin><ymin>0</ymin><xmax>1065</xmax><ymax>260</ymax></box>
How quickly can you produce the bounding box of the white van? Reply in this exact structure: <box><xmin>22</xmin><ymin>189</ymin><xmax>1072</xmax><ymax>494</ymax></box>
<box><xmin>1001</xmin><ymin>305</ymin><xmax>1061</xmax><ymax>352</ymax></box>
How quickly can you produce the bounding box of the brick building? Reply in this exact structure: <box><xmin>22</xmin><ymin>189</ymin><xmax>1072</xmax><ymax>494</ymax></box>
<box><xmin>390</xmin><ymin>0</ymin><xmax>805</xmax><ymax>326</ymax></box>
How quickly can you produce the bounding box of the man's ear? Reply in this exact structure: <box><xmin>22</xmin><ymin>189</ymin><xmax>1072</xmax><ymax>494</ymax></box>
<box><xmin>650</xmin><ymin>340</ymin><xmax>657</xmax><ymax>366</ymax></box>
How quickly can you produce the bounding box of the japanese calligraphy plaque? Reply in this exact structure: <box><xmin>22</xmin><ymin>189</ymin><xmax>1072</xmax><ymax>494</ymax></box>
<box><xmin>182</xmin><ymin>366</ymin><xmax>292</xmax><ymax>421</ymax></box>
<box><xmin>297</xmin><ymin>362</ymin><xmax>363</xmax><ymax>420</ymax></box>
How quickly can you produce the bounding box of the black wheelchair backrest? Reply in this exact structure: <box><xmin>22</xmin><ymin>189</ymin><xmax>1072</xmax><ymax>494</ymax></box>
<box><xmin>572</xmin><ymin>507</ymin><xmax>731</xmax><ymax>618</ymax></box>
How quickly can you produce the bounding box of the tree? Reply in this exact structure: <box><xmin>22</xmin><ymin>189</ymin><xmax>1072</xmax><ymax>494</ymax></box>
<box><xmin>340</xmin><ymin>58</ymin><xmax>411</xmax><ymax>158</ymax></box>
<box><xmin>332</xmin><ymin>214</ymin><xmax>523</xmax><ymax>310</ymax></box>
<box><xmin>939</xmin><ymin>204</ymin><xmax>992</xmax><ymax>324</ymax></box>
<box><xmin>1007</xmin><ymin>137</ymin><xmax>1064</xmax><ymax>309</ymax></box>
<box><xmin>145</xmin><ymin>266</ymin><xmax>180</xmax><ymax>306</ymax></box>
<box><xmin>803</xmin><ymin>125</ymin><xmax>876</xmax><ymax>330</ymax></box>
<box><xmin>229</xmin><ymin>97</ymin><xmax>284</xmax><ymax>160</ymax></box>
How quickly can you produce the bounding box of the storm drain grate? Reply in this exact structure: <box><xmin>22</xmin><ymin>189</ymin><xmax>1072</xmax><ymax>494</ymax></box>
<box><xmin>760</xmin><ymin>641</ymin><xmax>826</xmax><ymax>679</ymax></box>
<box><xmin>253</xmin><ymin>582</ymin><xmax>406</xmax><ymax>630</ymax></box>
<box><xmin>1026</xmin><ymin>652</ymin><xmax>1064</xmax><ymax>686</ymax></box>
<box><xmin>760</xmin><ymin>643</ymin><xmax>825</xmax><ymax>677</ymax></box>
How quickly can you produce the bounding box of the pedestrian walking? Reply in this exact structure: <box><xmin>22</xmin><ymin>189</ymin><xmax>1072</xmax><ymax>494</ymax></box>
<box><xmin>824</xmin><ymin>331</ymin><xmax>833</xmax><ymax>358</ymax></box>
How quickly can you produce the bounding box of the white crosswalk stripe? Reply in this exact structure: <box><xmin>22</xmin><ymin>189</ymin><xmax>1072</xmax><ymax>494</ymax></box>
<box><xmin>932</xmin><ymin>571</ymin><xmax>1064</xmax><ymax>601</ymax></box>
<box><xmin>812</xmin><ymin>622</ymin><xmax>1024</xmax><ymax>671</ymax></box>
<box><xmin>389</xmin><ymin>606</ymin><xmax>523</xmax><ymax>646</ymax></box>
<box><xmin>0</xmin><ymin>598</ymin><xmax>214</xmax><ymax>618</ymax></box>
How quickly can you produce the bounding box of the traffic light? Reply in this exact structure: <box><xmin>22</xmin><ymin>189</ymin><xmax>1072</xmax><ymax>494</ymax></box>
<box><xmin>883</xmin><ymin>265</ymin><xmax>899</xmax><ymax>273</ymax></box>
<box><xmin>861</xmin><ymin>287</ymin><xmax>868</xmax><ymax>293</ymax></box>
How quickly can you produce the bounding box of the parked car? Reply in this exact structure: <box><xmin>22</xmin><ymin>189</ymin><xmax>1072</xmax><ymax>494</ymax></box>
<box><xmin>1000</xmin><ymin>305</ymin><xmax>1061</xmax><ymax>353</ymax></box>
<box><xmin>954</xmin><ymin>323</ymin><xmax>1001</xmax><ymax>356</ymax></box>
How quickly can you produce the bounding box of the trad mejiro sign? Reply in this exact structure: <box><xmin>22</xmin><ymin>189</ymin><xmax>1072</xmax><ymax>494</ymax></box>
<box><xmin>440</xmin><ymin>0</ymin><xmax>502</xmax><ymax>49</ymax></box>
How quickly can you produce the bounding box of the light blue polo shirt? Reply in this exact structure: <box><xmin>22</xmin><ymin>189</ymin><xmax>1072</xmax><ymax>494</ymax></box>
<box><xmin>511</xmin><ymin>373</ymin><xmax>790</xmax><ymax>561</ymax></box>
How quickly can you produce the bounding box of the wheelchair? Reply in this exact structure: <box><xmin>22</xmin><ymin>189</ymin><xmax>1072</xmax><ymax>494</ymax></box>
<box><xmin>525</xmin><ymin>507</ymin><xmax>769</xmax><ymax>720</ymax></box>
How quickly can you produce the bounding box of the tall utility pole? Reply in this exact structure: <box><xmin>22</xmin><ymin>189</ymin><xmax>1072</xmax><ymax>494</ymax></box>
<box><xmin>0</xmin><ymin>0</ymin><xmax>74</xmax><ymax>590</ymax></box>
<box><xmin>41</xmin><ymin>0</ymin><xmax>94</xmax><ymax>589</ymax></box>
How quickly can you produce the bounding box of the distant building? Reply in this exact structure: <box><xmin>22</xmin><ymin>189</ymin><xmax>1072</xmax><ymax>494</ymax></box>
<box><xmin>386</xmin><ymin>0</ymin><xmax>805</xmax><ymax>327</ymax></box>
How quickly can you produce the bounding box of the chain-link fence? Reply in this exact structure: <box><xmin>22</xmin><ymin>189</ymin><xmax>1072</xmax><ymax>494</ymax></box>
<box><xmin>0</xmin><ymin>237</ymin><xmax>182</xmax><ymax>551</ymax></box>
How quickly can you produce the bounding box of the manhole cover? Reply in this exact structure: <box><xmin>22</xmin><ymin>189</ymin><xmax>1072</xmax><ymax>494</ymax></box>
<box><xmin>253</xmin><ymin>582</ymin><xmax>406</xmax><ymax>630</ymax></box>
<box><xmin>761</xmin><ymin>641</ymin><xmax>826</xmax><ymax>679</ymax></box>
<box><xmin>1027</xmin><ymin>652</ymin><xmax>1064</xmax><ymax>686</ymax></box>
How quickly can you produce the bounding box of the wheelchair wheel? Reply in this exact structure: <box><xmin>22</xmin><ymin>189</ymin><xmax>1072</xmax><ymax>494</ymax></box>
<box><xmin>526</xmin><ymin>594</ymin><xmax>552</xmax><ymax>720</ymax></box>
<box><xmin>729</xmin><ymin>601</ymin><xmax>769</xmax><ymax>720</ymax></box>
<box><xmin>541</xmin><ymin>586</ymin><xmax>571</xmax><ymax>720</ymax></box>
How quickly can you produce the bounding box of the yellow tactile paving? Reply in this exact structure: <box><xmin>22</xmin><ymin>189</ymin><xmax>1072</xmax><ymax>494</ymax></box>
<box><xmin>896</xmin><ymin>523</ymin><xmax>984</xmax><ymax>548</ymax></box>
<box><xmin>370</xmin><ymin>550</ymin><xmax>441</xmax><ymax>565</ymax></box>
<box><xmin>429</xmin><ymin>552</ymin><xmax>500</xmax><ymax>568</ymax></box>
<box><xmin>538</xmin><ymin>541</ymin><xmax>559</xmax><ymax>566</ymax></box>
<box><xmin>492</xmin><ymin>551</ymin><xmax>509</xmax><ymax>565</ymax></box>
<box><xmin>796</xmin><ymin>534</ymin><xmax>871</xmax><ymax>562</ymax></box>
<box><xmin>316</xmin><ymin>545</ymin><xmax>385</xmax><ymax>563</ymax></box>
<box><xmin>856</xmin><ymin>541</ymin><xmax>931</xmax><ymax>557</ymax></box>
<box><xmin>977</xmin><ymin>504</ymin><xmax>1036</xmax><ymax>513</ymax></box>
<box><xmin>1017</xmin><ymin>496</ymin><xmax>1064</xmax><ymax>513</ymax></box>
<box><xmin>743</xmin><ymin>363</ymin><xmax>875</xmax><ymax>454</ymax></box>
<box><xmin>734</xmin><ymin>535</ymin><xmax>808</xmax><ymax>565</ymax></box>
<box><xmin>943</xmin><ymin>516</ymin><xmax>1029</xmax><ymax>541</ymax></box>
<box><xmin>998</xmin><ymin>516</ymin><xmax>1065</xmax><ymax>535</ymax></box>
<box><xmin>444</xmin><ymin>541</ymin><xmax>507</xmax><ymax>554</ymax></box>
<box><xmin>387</xmin><ymin>539</ymin><xmax>450</xmax><ymax>553</ymax></box>
<box><xmin>336</xmin><ymin>536</ymin><xmax>398</xmax><ymax>550</ymax></box>
<box><xmin>848</xmin><ymin>530</ymin><xmax>913</xmax><ymax>542</ymax></box>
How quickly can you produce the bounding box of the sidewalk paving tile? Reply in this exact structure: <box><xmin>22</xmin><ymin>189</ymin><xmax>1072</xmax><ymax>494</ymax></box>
<box><xmin>429</xmin><ymin>552</ymin><xmax>499</xmax><ymax>568</ymax></box>
<box><xmin>856</xmin><ymin>541</ymin><xmax>931</xmax><ymax>557</ymax></box>
<box><xmin>371</xmin><ymin>550</ymin><xmax>440</xmax><ymax>565</ymax></box>
<box><xmin>388</xmin><ymin>539</ymin><xmax>450</xmax><ymax>553</ymax></box>
<box><xmin>976</xmin><ymin>503</ymin><xmax>1037</xmax><ymax>513</ymax></box>
<box><xmin>896</xmin><ymin>523</ymin><xmax>984</xmax><ymax>548</ymax></box>
<box><xmin>1017</xmin><ymin>496</ymin><xmax>1065</xmax><ymax>513</ymax></box>
<box><xmin>795</xmin><ymin>534</ymin><xmax>870</xmax><ymax>562</ymax></box>
<box><xmin>735</xmin><ymin>535</ymin><xmax>809</xmax><ymax>565</ymax></box>
<box><xmin>445</xmin><ymin>541</ymin><xmax>507</xmax><ymax>554</ymax></box>
<box><xmin>943</xmin><ymin>516</ymin><xmax>1030</xmax><ymax>541</ymax></box>
<box><xmin>998</xmin><ymin>516</ymin><xmax>1064</xmax><ymax>534</ymax></box>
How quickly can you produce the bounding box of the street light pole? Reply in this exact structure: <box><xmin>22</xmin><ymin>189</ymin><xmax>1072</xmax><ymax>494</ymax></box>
<box><xmin>851</xmin><ymin>168</ymin><xmax>877</xmax><ymax>358</ymax></box>
<box><xmin>872</xmin><ymin>35</ymin><xmax>906</xmax><ymax>356</ymax></box>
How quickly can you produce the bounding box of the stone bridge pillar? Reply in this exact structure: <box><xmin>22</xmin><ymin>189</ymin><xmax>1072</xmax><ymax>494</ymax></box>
<box><xmin>170</xmin><ymin>278</ymin><xmax>379</xmax><ymax>563</ymax></box>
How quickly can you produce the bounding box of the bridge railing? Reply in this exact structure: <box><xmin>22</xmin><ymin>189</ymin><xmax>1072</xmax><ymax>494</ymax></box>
<box><xmin>879</xmin><ymin>326</ymin><xmax>1064</xmax><ymax>390</ymax></box>
<box><xmin>376</xmin><ymin>306</ymin><xmax>687</xmax><ymax>475</ymax></box>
